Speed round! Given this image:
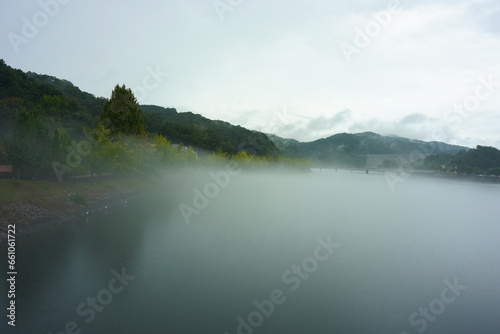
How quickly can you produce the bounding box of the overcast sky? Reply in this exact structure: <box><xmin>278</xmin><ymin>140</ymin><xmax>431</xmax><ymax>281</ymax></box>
<box><xmin>1</xmin><ymin>0</ymin><xmax>500</xmax><ymax>147</ymax></box>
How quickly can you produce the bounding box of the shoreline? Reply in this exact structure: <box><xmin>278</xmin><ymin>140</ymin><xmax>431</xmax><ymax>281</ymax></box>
<box><xmin>2</xmin><ymin>169</ymin><xmax>498</xmax><ymax>246</ymax></box>
<box><xmin>311</xmin><ymin>168</ymin><xmax>500</xmax><ymax>183</ymax></box>
<box><xmin>0</xmin><ymin>177</ymin><xmax>158</xmax><ymax>247</ymax></box>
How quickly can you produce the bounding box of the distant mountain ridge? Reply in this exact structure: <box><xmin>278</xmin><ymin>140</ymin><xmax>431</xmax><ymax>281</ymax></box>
<box><xmin>0</xmin><ymin>59</ymin><xmax>472</xmax><ymax>165</ymax></box>
<box><xmin>0</xmin><ymin>60</ymin><xmax>281</xmax><ymax>157</ymax></box>
<box><xmin>140</xmin><ymin>105</ymin><xmax>282</xmax><ymax>156</ymax></box>
<box><xmin>268</xmin><ymin>132</ymin><xmax>469</xmax><ymax>167</ymax></box>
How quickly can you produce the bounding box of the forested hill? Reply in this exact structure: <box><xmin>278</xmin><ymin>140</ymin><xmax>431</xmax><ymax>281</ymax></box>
<box><xmin>0</xmin><ymin>60</ymin><xmax>281</xmax><ymax>156</ymax></box>
<box><xmin>268</xmin><ymin>132</ymin><xmax>469</xmax><ymax>167</ymax></box>
<box><xmin>0</xmin><ymin>60</ymin><xmax>105</xmax><ymax>137</ymax></box>
<box><xmin>141</xmin><ymin>105</ymin><xmax>281</xmax><ymax>156</ymax></box>
<box><xmin>434</xmin><ymin>145</ymin><xmax>500</xmax><ymax>176</ymax></box>
<box><xmin>2</xmin><ymin>59</ymin><xmax>497</xmax><ymax>176</ymax></box>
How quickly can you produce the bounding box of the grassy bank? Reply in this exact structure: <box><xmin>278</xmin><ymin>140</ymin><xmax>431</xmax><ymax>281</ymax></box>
<box><xmin>0</xmin><ymin>176</ymin><xmax>159</xmax><ymax>245</ymax></box>
<box><xmin>0</xmin><ymin>177</ymin><xmax>156</xmax><ymax>204</ymax></box>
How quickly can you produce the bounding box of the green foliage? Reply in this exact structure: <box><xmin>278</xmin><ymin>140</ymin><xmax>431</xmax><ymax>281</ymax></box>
<box><xmin>450</xmin><ymin>145</ymin><xmax>500</xmax><ymax>175</ymax></box>
<box><xmin>69</xmin><ymin>193</ymin><xmax>88</xmax><ymax>206</ymax></box>
<box><xmin>0</xmin><ymin>61</ymin><xmax>105</xmax><ymax>134</ymax></box>
<box><xmin>142</xmin><ymin>108</ymin><xmax>282</xmax><ymax>157</ymax></box>
<box><xmin>423</xmin><ymin>153</ymin><xmax>454</xmax><ymax>171</ymax></box>
<box><xmin>0</xmin><ymin>98</ymin><xmax>23</xmax><ymax>137</ymax></box>
<box><xmin>1</xmin><ymin>60</ymin><xmax>307</xmax><ymax>180</ymax></box>
<box><xmin>83</xmin><ymin>124</ymin><xmax>117</xmax><ymax>177</ymax></box>
<box><xmin>101</xmin><ymin>85</ymin><xmax>146</xmax><ymax>136</ymax></box>
<box><xmin>40</xmin><ymin>94</ymin><xmax>70</xmax><ymax>118</ymax></box>
<box><xmin>487</xmin><ymin>168</ymin><xmax>500</xmax><ymax>176</ymax></box>
<box><xmin>5</xmin><ymin>111</ymin><xmax>71</xmax><ymax>179</ymax></box>
<box><xmin>0</xmin><ymin>61</ymin><xmax>60</xmax><ymax>102</ymax></box>
<box><xmin>269</xmin><ymin>133</ymin><xmax>468</xmax><ymax>167</ymax></box>
<box><xmin>4</xmin><ymin>59</ymin><xmax>482</xmax><ymax>177</ymax></box>
<box><xmin>206</xmin><ymin>149</ymin><xmax>311</xmax><ymax>171</ymax></box>
<box><xmin>152</xmin><ymin>134</ymin><xmax>174</xmax><ymax>164</ymax></box>
<box><xmin>6</xmin><ymin>109</ymin><xmax>50</xmax><ymax>179</ymax></box>
<box><xmin>50</xmin><ymin>128</ymin><xmax>73</xmax><ymax>169</ymax></box>
<box><xmin>423</xmin><ymin>147</ymin><xmax>500</xmax><ymax>176</ymax></box>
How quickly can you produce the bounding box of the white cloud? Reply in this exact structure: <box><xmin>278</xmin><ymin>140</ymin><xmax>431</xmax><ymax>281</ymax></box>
<box><xmin>1</xmin><ymin>0</ymin><xmax>499</xmax><ymax>148</ymax></box>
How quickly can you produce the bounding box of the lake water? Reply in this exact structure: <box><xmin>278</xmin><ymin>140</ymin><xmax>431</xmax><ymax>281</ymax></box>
<box><xmin>1</xmin><ymin>170</ymin><xmax>500</xmax><ymax>334</ymax></box>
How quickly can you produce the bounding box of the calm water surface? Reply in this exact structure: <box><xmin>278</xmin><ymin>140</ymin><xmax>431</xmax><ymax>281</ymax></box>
<box><xmin>1</xmin><ymin>171</ymin><xmax>499</xmax><ymax>333</ymax></box>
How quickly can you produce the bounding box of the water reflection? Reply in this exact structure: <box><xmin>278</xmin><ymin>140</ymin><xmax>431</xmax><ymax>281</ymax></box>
<box><xmin>1</xmin><ymin>171</ymin><xmax>499</xmax><ymax>333</ymax></box>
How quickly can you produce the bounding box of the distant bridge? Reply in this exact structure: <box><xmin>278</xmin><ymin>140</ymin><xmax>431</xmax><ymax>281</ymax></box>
<box><xmin>312</xmin><ymin>167</ymin><xmax>438</xmax><ymax>175</ymax></box>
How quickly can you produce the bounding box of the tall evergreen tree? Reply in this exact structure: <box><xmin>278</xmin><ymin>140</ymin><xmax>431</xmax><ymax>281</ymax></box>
<box><xmin>100</xmin><ymin>84</ymin><xmax>146</xmax><ymax>136</ymax></box>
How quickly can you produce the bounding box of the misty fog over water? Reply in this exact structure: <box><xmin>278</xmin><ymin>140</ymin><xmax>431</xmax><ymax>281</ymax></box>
<box><xmin>1</xmin><ymin>170</ymin><xmax>499</xmax><ymax>334</ymax></box>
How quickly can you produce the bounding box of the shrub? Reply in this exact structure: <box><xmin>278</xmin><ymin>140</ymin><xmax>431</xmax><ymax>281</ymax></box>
<box><xmin>69</xmin><ymin>193</ymin><xmax>88</xmax><ymax>206</ymax></box>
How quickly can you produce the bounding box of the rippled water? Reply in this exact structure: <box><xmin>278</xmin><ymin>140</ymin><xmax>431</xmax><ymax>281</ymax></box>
<box><xmin>1</xmin><ymin>170</ymin><xmax>499</xmax><ymax>333</ymax></box>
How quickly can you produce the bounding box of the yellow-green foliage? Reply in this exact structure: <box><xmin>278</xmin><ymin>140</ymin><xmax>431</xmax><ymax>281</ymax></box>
<box><xmin>73</xmin><ymin>127</ymin><xmax>311</xmax><ymax>177</ymax></box>
<box><xmin>212</xmin><ymin>150</ymin><xmax>311</xmax><ymax>171</ymax></box>
<box><xmin>153</xmin><ymin>134</ymin><xmax>175</xmax><ymax>165</ymax></box>
<box><xmin>77</xmin><ymin>130</ymin><xmax>200</xmax><ymax>176</ymax></box>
